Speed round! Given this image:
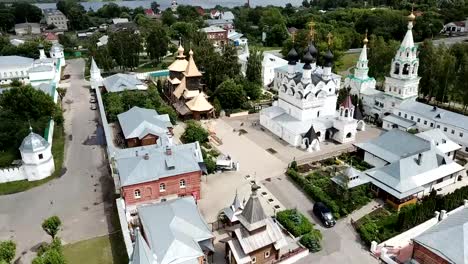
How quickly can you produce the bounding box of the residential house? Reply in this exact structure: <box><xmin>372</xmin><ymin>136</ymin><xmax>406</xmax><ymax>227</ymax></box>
<box><xmin>347</xmin><ymin>129</ymin><xmax>465</xmax><ymax>210</ymax></box>
<box><xmin>442</xmin><ymin>18</ymin><xmax>467</xmax><ymax>34</ymax></box>
<box><xmin>415</xmin><ymin>129</ymin><xmax>461</xmax><ymax>160</ymax></box>
<box><xmin>44</xmin><ymin>32</ymin><xmax>58</xmax><ymax>43</ymax></box>
<box><xmin>115</xmin><ymin>142</ymin><xmax>204</xmax><ymax>210</ymax></box>
<box><xmin>130</xmin><ymin>196</ymin><xmax>214</xmax><ymax>264</ymax></box>
<box><xmin>102</xmin><ymin>73</ymin><xmax>147</xmax><ymax>93</ymax></box>
<box><xmin>228</xmin><ymin>31</ymin><xmax>248</xmax><ymax>47</ymax></box>
<box><xmin>43</xmin><ymin>9</ymin><xmax>68</xmax><ymax>31</ymax></box>
<box><xmin>117</xmin><ymin>106</ymin><xmax>173</xmax><ymax>148</ymax></box>
<box><xmin>206</xmin><ymin>19</ymin><xmax>234</xmax><ymax>33</ymax></box>
<box><xmin>164</xmin><ymin>45</ymin><xmax>214</xmax><ymax>120</ymax></box>
<box><xmin>224</xmin><ymin>183</ymin><xmax>289</xmax><ymax>264</ymax></box>
<box><xmin>210</xmin><ymin>9</ymin><xmax>221</xmax><ymax>19</ymax></box>
<box><xmin>112</xmin><ymin>18</ymin><xmax>129</xmax><ymax>24</ymax></box>
<box><xmin>14</xmin><ymin>23</ymin><xmax>41</xmax><ymax>36</ymax></box>
<box><xmin>382</xmin><ymin>102</ymin><xmax>468</xmax><ymax>154</ymax></box>
<box><xmin>201</xmin><ymin>26</ymin><xmax>228</xmax><ymax>46</ymax></box>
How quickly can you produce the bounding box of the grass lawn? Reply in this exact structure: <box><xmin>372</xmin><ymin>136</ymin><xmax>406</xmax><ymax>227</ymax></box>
<box><xmin>336</xmin><ymin>53</ymin><xmax>359</xmax><ymax>74</ymax></box>
<box><xmin>0</xmin><ymin>149</ymin><xmax>19</xmax><ymax>168</ymax></box>
<box><xmin>63</xmin><ymin>232</ymin><xmax>129</xmax><ymax>264</ymax></box>
<box><xmin>0</xmin><ymin>123</ymin><xmax>65</xmax><ymax>195</ymax></box>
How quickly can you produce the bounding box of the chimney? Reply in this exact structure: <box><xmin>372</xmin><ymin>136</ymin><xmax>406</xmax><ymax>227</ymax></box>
<box><xmin>143</xmin><ymin>153</ymin><xmax>149</xmax><ymax>160</ymax></box>
<box><xmin>166</xmin><ymin>146</ymin><xmax>172</xmax><ymax>155</ymax></box>
<box><xmin>439</xmin><ymin>210</ymin><xmax>447</xmax><ymax>221</ymax></box>
<box><xmin>416</xmin><ymin>153</ymin><xmax>422</xmax><ymax>165</ymax></box>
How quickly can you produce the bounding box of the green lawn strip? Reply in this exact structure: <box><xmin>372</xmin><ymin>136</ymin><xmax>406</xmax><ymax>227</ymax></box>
<box><xmin>336</xmin><ymin>53</ymin><xmax>359</xmax><ymax>73</ymax></box>
<box><xmin>0</xmin><ymin>123</ymin><xmax>65</xmax><ymax>195</ymax></box>
<box><xmin>63</xmin><ymin>232</ymin><xmax>128</xmax><ymax>264</ymax></box>
<box><xmin>0</xmin><ymin>149</ymin><xmax>19</xmax><ymax>168</ymax></box>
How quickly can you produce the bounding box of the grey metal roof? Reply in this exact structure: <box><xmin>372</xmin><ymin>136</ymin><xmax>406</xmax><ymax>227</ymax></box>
<box><xmin>36</xmin><ymin>83</ymin><xmax>53</xmax><ymax>96</ymax></box>
<box><xmin>382</xmin><ymin>114</ymin><xmax>416</xmax><ymax>128</ymax></box>
<box><xmin>206</xmin><ymin>19</ymin><xmax>232</xmax><ymax>26</ymax></box>
<box><xmin>201</xmin><ymin>26</ymin><xmax>226</xmax><ymax>33</ymax></box>
<box><xmin>221</xmin><ymin>11</ymin><xmax>235</xmax><ymax>20</ymax></box>
<box><xmin>414</xmin><ymin>207</ymin><xmax>468</xmax><ymax>264</ymax></box>
<box><xmin>103</xmin><ymin>73</ymin><xmax>144</xmax><ymax>92</ymax></box>
<box><xmin>138</xmin><ymin>197</ymin><xmax>214</xmax><ymax>264</ymax></box>
<box><xmin>50</xmin><ymin>43</ymin><xmax>63</xmax><ymax>53</ymax></box>
<box><xmin>234</xmin><ymin>217</ymin><xmax>287</xmax><ymax>254</ymax></box>
<box><xmin>354</xmin><ymin>129</ymin><xmax>431</xmax><ymax>163</ymax></box>
<box><xmin>131</xmin><ymin>228</ymin><xmax>156</xmax><ymax>264</ymax></box>
<box><xmin>14</xmin><ymin>22</ymin><xmax>40</xmax><ymax>29</ymax></box>
<box><xmin>398</xmin><ymin>100</ymin><xmax>468</xmax><ymax>131</ymax></box>
<box><xmin>20</xmin><ymin>131</ymin><xmax>49</xmax><ymax>153</ymax></box>
<box><xmin>115</xmin><ymin>142</ymin><xmax>203</xmax><ymax>187</ymax></box>
<box><xmin>117</xmin><ymin>106</ymin><xmax>171</xmax><ymax>139</ymax></box>
<box><xmin>238</xmin><ymin>184</ymin><xmax>267</xmax><ymax>232</ymax></box>
<box><xmin>29</xmin><ymin>65</ymin><xmax>54</xmax><ymax>73</ymax></box>
<box><xmin>0</xmin><ymin>56</ymin><xmax>33</xmax><ymax>70</ymax></box>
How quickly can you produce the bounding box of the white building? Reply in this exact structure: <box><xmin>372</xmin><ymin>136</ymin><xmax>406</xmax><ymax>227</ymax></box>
<box><xmin>441</xmin><ymin>18</ymin><xmax>467</xmax><ymax>34</ymax></box>
<box><xmin>260</xmin><ymin>44</ymin><xmax>365</xmax><ymax>152</ymax></box>
<box><xmin>339</xmin><ymin>129</ymin><xmax>465</xmax><ymax>209</ymax></box>
<box><xmin>14</xmin><ymin>23</ymin><xmax>41</xmax><ymax>36</ymax></box>
<box><xmin>262</xmin><ymin>53</ymin><xmax>288</xmax><ymax>87</ymax></box>
<box><xmin>43</xmin><ymin>8</ymin><xmax>68</xmax><ymax>31</ymax></box>
<box><xmin>0</xmin><ymin>44</ymin><xmax>64</xmax><ymax>86</ymax></box>
<box><xmin>90</xmin><ymin>57</ymin><xmax>103</xmax><ymax>90</ymax></box>
<box><xmin>347</xmin><ymin>13</ymin><xmax>420</xmax><ymax>121</ymax></box>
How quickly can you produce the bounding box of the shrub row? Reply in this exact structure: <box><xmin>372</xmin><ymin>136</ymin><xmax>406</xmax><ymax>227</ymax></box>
<box><xmin>276</xmin><ymin>209</ymin><xmax>313</xmax><ymax>237</ymax></box>
<box><xmin>357</xmin><ymin>186</ymin><xmax>468</xmax><ymax>246</ymax></box>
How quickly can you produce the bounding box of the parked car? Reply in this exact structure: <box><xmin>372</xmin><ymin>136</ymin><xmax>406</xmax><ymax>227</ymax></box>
<box><xmin>90</xmin><ymin>104</ymin><xmax>97</xmax><ymax>110</ymax></box>
<box><xmin>313</xmin><ymin>202</ymin><xmax>336</xmax><ymax>227</ymax></box>
<box><xmin>90</xmin><ymin>98</ymin><xmax>96</xmax><ymax>103</ymax></box>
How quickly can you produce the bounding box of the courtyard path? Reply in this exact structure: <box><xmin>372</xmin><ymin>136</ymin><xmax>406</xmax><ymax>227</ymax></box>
<box><xmin>0</xmin><ymin>59</ymin><xmax>114</xmax><ymax>262</ymax></box>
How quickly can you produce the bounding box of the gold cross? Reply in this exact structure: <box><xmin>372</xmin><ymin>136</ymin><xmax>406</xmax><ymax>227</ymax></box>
<box><xmin>308</xmin><ymin>19</ymin><xmax>315</xmax><ymax>41</ymax></box>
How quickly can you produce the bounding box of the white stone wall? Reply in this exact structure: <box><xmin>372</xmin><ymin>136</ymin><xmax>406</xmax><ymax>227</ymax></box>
<box><xmin>0</xmin><ymin>167</ymin><xmax>27</xmax><ymax>183</ymax></box>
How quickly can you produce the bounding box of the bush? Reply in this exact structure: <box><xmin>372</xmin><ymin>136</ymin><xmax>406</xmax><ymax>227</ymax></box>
<box><xmin>0</xmin><ymin>240</ymin><xmax>16</xmax><ymax>263</ymax></box>
<box><xmin>300</xmin><ymin>230</ymin><xmax>322</xmax><ymax>253</ymax></box>
<box><xmin>205</xmin><ymin>156</ymin><xmax>216</xmax><ymax>174</ymax></box>
<box><xmin>181</xmin><ymin>120</ymin><xmax>209</xmax><ymax>143</ymax></box>
<box><xmin>276</xmin><ymin>209</ymin><xmax>313</xmax><ymax>237</ymax></box>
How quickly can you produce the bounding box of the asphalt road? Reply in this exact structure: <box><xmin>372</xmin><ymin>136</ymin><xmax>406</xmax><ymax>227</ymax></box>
<box><xmin>0</xmin><ymin>58</ymin><xmax>114</xmax><ymax>263</ymax></box>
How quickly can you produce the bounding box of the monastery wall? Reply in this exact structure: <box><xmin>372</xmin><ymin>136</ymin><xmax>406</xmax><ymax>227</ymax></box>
<box><xmin>0</xmin><ymin>166</ymin><xmax>27</xmax><ymax>183</ymax></box>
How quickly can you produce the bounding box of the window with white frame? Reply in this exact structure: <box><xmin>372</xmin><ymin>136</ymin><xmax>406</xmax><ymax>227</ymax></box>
<box><xmin>265</xmin><ymin>250</ymin><xmax>270</xmax><ymax>258</ymax></box>
<box><xmin>160</xmin><ymin>183</ymin><xmax>166</xmax><ymax>192</ymax></box>
<box><xmin>179</xmin><ymin>179</ymin><xmax>186</xmax><ymax>188</ymax></box>
<box><xmin>252</xmin><ymin>256</ymin><xmax>257</xmax><ymax>263</ymax></box>
<box><xmin>134</xmin><ymin>189</ymin><xmax>141</xmax><ymax>199</ymax></box>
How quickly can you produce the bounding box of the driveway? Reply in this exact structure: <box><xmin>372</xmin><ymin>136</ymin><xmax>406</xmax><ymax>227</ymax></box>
<box><xmin>0</xmin><ymin>59</ymin><xmax>114</xmax><ymax>262</ymax></box>
<box><xmin>263</xmin><ymin>175</ymin><xmax>378</xmax><ymax>264</ymax></box>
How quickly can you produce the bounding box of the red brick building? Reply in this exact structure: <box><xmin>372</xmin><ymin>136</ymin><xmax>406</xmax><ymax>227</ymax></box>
<box><xmin>201</xmin><ymin>26</ymin><xmax>228</xmax><ymax>46</ymax></box>
<box><xmin>412</xmin><ymin>242</ymin><xmax>450</xmax><ymax>264</ymax></box>
<box><xmin>115</xmin><ymin>142</ymin><xmax>204</xmax><ymax>210</ymax></box>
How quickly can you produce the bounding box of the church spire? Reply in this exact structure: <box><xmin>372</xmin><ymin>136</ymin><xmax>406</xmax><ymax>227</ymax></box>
<box><xmin>400</xmin><ymin>8</ymin><xmax>416</xmax><ymax>50</ymax></box>
<box><xmin>354</xmin><ymin>30</ymin><xmax>369</xmax><ymax>79</ymax></box>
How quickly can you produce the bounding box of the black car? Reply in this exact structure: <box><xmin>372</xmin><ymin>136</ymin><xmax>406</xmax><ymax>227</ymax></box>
<box><xmin>313</xmin><ymin>202</ymin><xmax>336</xmax><ymax>227</ymax></box>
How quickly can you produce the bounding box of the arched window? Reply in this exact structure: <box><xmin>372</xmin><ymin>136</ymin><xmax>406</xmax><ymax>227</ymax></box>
<box><xmin>394</xmin><ymin>63</ymin><xmax>400</xmax><ymax>74</ymax></box>
<box><xmin>160</xmin><ymin>183</ymin><xmax>166</xmax><ymax>192</ymax></box>
<box><xmin>179</xmin><ymin>179</ymin><xmax>186</xmax><ymax>188</ymax></box>
<box><xmin>317</xmin><ymin>111</ymin><xmax>320</xmax><ymax>117</ymax></box>
<box><xmin>344</xmin><ymin>109</ymin><xmax>349</xmax><ymax>117</ymax></box>
<box><xmin>402</xmin><ymin>64</ymin><xmax>409</xmax><ymax>75</ymax></box>
<box><xmin>134</xmin><ymin>189</ymin><xmax>141</xmax><ymax>198</ymax></box>
<box><xmin>346</xmin><ymin>132</ymin><xmax>352</xmax><ymax>138</ymax></box>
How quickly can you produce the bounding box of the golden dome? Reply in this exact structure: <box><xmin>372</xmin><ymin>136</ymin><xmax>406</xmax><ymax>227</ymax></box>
<box><xmin>408</xmin><ymin>11</ymin><xmax>416</xmax><ymax>21</ymax></box>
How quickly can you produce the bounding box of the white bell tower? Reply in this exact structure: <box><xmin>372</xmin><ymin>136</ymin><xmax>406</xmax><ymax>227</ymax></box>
<box><xmin>50</xmin><ymin>43</ymin><xmax>66</xmax><ymax>66</ymax></box>
<box><xmin>383</xmin><ymin>10</ymin><xmax>420</xmax><ymax>100</ymax></box>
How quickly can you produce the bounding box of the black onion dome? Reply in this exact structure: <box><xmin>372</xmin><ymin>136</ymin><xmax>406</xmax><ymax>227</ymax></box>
<box><xmin>323</xmin><ymin>49</ymin><xmax>334</xmax><ymax>67</ymax></box>
<box><xmin>302</xmin><ymin>50</ymin><xmax>313</xmax><ymax>64</ymax></box>
<box><xmin>308</xmin><ymin>43</ymin><xmax>318</xmax><ymax>58</ymax></box>
<box><xmin>38</xmin><ymin>43</ymin><xmax>44</xmax><ymax>49</ymax></box>
<box><xmin>287</xmin><ymin>47</ymin><xmax>298</xmax><ymax>65</ymax></box>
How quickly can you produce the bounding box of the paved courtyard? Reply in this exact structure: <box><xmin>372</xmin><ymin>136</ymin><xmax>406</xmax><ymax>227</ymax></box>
<box><xmin>222</xmin><ymin>113</ymin><xmax>383</xmax><ymax>163</ymax></box>
<box><xmin>0</xmin><ymin>59</ymin><xmax>114</xmax><ymax>262</ymax></box>
<box><xmin>198</xmin><ymin>117</ymin><xmax>380</xmax><ymax>264</ymax></box>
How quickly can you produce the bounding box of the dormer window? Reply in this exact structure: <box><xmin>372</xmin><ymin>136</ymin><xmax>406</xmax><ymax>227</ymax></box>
<box><xmin>179</xmin><ymin>179</ymin><xmax>186</xmax><ymax>188</ymax></box>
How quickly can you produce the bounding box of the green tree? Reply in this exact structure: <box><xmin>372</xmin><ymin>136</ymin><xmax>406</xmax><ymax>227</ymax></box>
<box><xmin>214</xmin><ymin>79</ymin><xmax>247</xmax><ymax>110</ymax></box>
<box><xmin>108</xmin><ymin>29</ymin><xmax>142</xmax><ymax>70</ymax></box>
<box><xmin>32</xmin><ymin>238</ymin><xmax>65</xmax><ymax>264</ymax></box>
<box><xmin>0</xmin><ymin>241</ymin><xmax>15</xmax><ymax>264</ymax></box>
<box><xmin>299</xmin><ymin>230</ymin><xmax>323</xmax><ymax>252</ymax></box>
<box><xmin>181</xmin><ymin>120</ymin><xmax>209</xmax><ymax>143</ymax></box>
<box><xmin>12</xmin><ymin>2</ymin><xmax>42</xmax><ymax>23</ymax></box>
<box><xmin>151</xmin><ymin>1</ymin><xmax>160</xmax><ymax>13</ymax></box>
<box><xmin>161</xmin><ymin>9</ymin><xmax>176</xmax><ymax>26</ymax></box>
<box><xmin>42</xmin><ymin>216</ymin><xmax>62</xmax><ymax>239</ymax></box>
<box><xmin>58</xmin><ymin>34</ymin><xmax>76</xmax><ymax>49</ymax></box>
<box><xmin>146</xmin><ymin>22</ymin><xmax>168</xmax><ymax>63</ymax></box>
<box><xmin>245</xmin><ymin>48</ymin><xmax>263</xmax><ymax>85</ymax></box>
<box><xmin>368</xmin><ymin>35</ymin><xmax>399</xmax><ymax>81</ymax></box>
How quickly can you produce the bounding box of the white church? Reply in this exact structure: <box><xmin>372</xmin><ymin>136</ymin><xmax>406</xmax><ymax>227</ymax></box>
<box><xmin>345</xmin><ymin>11</ymin><xmax>420</xmax><ymax>121</ymax></box>
<box><xmin>0</xmin><ymin>42</ymin><xmax>65</xmax><ymax>86</ymax></box>
<box><xmin>260</xmin><ymin>43</ymin><xmax>365</xmax><ymax>152</ymax></box>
